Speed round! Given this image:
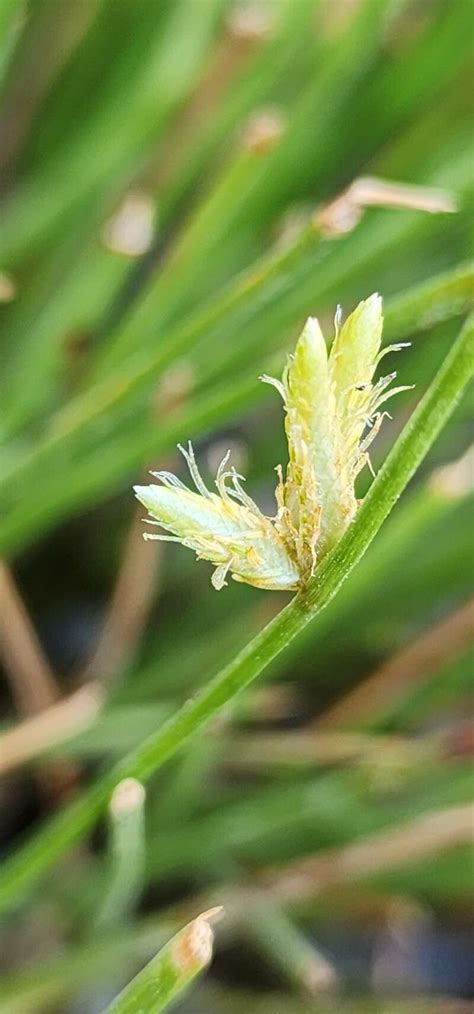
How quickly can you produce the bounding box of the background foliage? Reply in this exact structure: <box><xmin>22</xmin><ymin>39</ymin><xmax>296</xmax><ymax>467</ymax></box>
<box><xmin>0</xmin><ymin>1</ymin><xmax>473</xmax><ymax>1010</ymax></box>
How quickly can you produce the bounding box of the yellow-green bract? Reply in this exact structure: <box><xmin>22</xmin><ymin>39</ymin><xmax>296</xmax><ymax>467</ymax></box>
<box><xmin>134</xmin><ymin>295</ymin><xmax>410</xmax><ymax>590</ymax></box>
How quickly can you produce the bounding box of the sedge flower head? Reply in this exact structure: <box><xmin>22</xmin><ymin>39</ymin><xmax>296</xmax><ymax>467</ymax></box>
<box><xmin>134</xmin><ymin>442</ymin><xmax>299</xmax><ymax>591</ymax></box>
<box><xmin>135</xmin><ymin>295</ymin><xmax>410</xmax><ymax>591</ymax></box>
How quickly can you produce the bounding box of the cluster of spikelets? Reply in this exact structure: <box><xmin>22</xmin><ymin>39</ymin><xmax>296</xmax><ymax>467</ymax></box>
<box><xmin>135</xmin><ymin>295</ymin><xmax>410</xmax><ymax>591</ymax></box>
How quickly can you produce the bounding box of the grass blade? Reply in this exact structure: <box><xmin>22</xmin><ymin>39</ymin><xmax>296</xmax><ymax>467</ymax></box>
<box><xmin>105</xmin><ymin>908</ymin><xmax>221</xmax><ymax>1014</ymax></box>
<box><xmin>95</xmin><ymin>778</ymin><xmax>146</xmax><ymax>930</ymax></box>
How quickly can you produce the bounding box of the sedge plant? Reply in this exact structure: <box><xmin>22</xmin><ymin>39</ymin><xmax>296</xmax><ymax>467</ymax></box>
<box><xmin>1</xmin><ymin>3</ymin><xmax>474</xmax><ymax>1011</ymax></box>
<box><xmin>135</xmin><ymin>295</ymin><xmax>412</xmax><ymax>591</ymax></box>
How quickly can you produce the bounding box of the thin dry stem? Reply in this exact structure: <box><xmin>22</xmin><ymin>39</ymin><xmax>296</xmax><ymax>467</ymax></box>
<box><xmin>317</xmin><ymin>598</ymin><xmax>474</xmax><ymax>729</ymax></box>
<box><xmin>0</xmin><ymin>684</ymin><xmax>103</xmax><ymax>776</ymax></box>
<box><xmin>0</xmin><ymin>562</ymin><xmax>84</xmax><ymax>797</ymax></box>
<box><xmin>314</xmin><ymin>175</ymin><xmax>456</xmax><ymax>236</ymax></box>
<box><xmin>0</xmin><ymin>504</ymin><xmax>161</xmax><ymax>777</ymax></box>
<box><xmin>224</xmin><ymin>729</ymin><xmax>435</xmax><ymax>770</ymax></box>
<box><xmin>0</xmin><ymin>562</ymin><xmax>60</xmax><ymax>715</ymax></box>
<box><xmin>262</xmin><ymin>803</ymin><xmax>474</xmax><ymax>903</ymax></box>
<box><xmin>80</xmin><ymin>507</ymin><xmax>162</xmax><ymax>686</ymax></box>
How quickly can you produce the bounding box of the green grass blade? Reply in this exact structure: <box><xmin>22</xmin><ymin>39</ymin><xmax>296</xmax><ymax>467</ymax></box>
<box><xmin>244</xmin><ymin>897</ymin><xmax>336</xmax><ymax>996</ymax></box>
<box><xmin>0</xmin><ymin>0</ymin><xmax>24</xmax><ymax>89</ymax></box>
<box><xmin>104</xmin><ymin>909</ymin><xmax>220</xmax><ymax>1014</ymax></box>
<box><xmin>0</xmin><ymin>0</ymin><xmax>226</xmax><ymax>269</ymax></box>
<box><xmin>95</xmin><ymin>778</ymin><xmax>146</xmax><ymax>930</ymax></box>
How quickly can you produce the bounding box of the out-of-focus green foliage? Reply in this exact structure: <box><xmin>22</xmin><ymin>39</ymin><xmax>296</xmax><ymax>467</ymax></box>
<box><xmin>0</xmin><ymin>1</ymin><xmax>473</xmax><ymax>1011</ymax></box>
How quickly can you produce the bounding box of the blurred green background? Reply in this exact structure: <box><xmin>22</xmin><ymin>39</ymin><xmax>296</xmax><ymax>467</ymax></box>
<box><xmin>0</xmin><ymin>0</ymin><xmax>473</xmax><ymax>1010</ymax></box>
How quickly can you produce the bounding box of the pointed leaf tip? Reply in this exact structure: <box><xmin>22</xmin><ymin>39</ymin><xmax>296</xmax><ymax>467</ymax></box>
<box><xmin>360</xmin><ymin>292</ymin><xmax>383</xmax><ymax>324</ymax></box>
<box><xmin>295</xmin><ymin>315</ymin><xmax>327</xmax><ymax>363</ymax></box>
<box><xmin>301</xmin><ymin>315</ymin><xmax>325</xmax><ymax>342</ymax></box>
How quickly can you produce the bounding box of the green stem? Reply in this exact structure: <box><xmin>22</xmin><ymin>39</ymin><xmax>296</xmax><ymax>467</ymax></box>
<box><xmin>244</xmin><ymin>897</ymin><xmax>336</xmax><ymax>996</ymax></box>
<box><xmin>95</xmin><ymin>779</ymin><xmax>146</xmax><ymax>931</ymax></box>
<box><xmin>0</xmin><ymin>315</ymin><xmax>471</xmax><ymax>914</ymax></box>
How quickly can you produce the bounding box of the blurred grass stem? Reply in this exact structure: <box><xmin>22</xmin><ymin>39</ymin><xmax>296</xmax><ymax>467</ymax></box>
<box><xmin>0</xmin><ymin>684</ymin><xmax>103</xmax><ymax>777</ymax></box>
<box><xmin>243</xmin><ymin>897</ymin><xmax>337</xmax><ymax>996</ymax></box>
<box><xmin>95</xmin><ymin>778</ymin><xmax>146</xmax><ymax>930</ymax></box>
<box><xmin>318</xmin><ymin>597</ymin><xmax>474</xmax><ymax>729</ymax></box>
<box><xmin>265</xmin><ymin>803</ymin><xmax>474</xmax><ymax>903</ymax></box>
<box><xmin>0</xmin><ymin>562</ymin><xmax>60</xmax><ymax>714</ymax></box>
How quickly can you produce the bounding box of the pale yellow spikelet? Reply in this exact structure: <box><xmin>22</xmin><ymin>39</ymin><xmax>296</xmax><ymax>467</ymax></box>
<box><xmin>134</xmin><ymin>443</ymin><xmax>299</xmax><ymax>591</ymax></box>
<box><xmin>135</xmin><ymin>295</ymin><xmax>410</xmax><ymax>591</ymax></box>
<box><xmin>263</xmin><ymin>316</ymin><xmax>350</xmax><ymax>568</ymax></box>
<box><xmin>262</xmin><ymin>294</ymin><xmax>411</xmax><ymax>584</ymax></box>
<box><xmin>329</xmin><ymin>294</ymin><xmax>384</xmax><ymax>475</ymax></box>
<box><xmin>329</xmin><ymin>294</ymin><xmax>412</xmax><ymax>483</ymax></box>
